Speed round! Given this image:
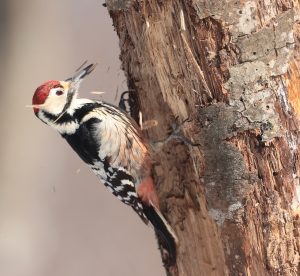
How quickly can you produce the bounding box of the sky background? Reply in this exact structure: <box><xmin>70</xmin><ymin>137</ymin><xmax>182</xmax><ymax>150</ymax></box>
<box><xmin>0</xmin><ymin>1</ymin><xmax>164</xmax><ymax>275</ymax></box>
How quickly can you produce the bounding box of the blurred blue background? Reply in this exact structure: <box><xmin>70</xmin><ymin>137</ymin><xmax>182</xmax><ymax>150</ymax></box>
<box><xmin>0</xmin><ymin>1</ymin><xmax>164</xmax><ymax>275</ymax></box>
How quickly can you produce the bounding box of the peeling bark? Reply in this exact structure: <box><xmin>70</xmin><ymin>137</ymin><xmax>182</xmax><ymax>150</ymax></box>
<box><xmin>106</xmin><ymin>0</ymin><xmax>300</xmax><ymax>275</ymax></box>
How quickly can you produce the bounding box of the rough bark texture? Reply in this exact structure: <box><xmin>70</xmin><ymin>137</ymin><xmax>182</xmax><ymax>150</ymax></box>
<box><xmin>106</xmin><ymin>0</ymin><xmax>300</xmax><ymax>275</ymax></box>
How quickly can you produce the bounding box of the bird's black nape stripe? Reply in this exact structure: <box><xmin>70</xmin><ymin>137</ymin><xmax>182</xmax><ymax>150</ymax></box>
<box><xmin>73</xmin><ymin>102</ymin><xmax>102</xmax><ymax>122</ymax></box>
<box><xmin>42</xmin><ymin>110</ymin><xmax>74</xmax><ymax>124</ymax></box>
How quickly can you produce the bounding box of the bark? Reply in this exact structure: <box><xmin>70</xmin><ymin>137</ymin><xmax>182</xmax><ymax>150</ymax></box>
<box><xmin>105</xmin><ymin>1</ymin><xmax>300</xmax><ymax>275</ymax></box>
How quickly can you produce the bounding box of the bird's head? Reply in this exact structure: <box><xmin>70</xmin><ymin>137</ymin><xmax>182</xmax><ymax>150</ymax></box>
<box><xmin>32</xmin><ymin>80</ymin><xmax>70</xmax><ymax>115</ymax></box>
<box><xmin>31</xmin><ymin>63</ymin><xmax>96</xmax><ymax>117</ymax></box>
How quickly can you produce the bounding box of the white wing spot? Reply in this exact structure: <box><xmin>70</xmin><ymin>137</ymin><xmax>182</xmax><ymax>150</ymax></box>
<box><xmin>121</xmin><ymin>179</ymin><xmax>134</xmax><ymax>187</ymax></box>
<box><xmin>114</xmin><ymin>186</ymin><xmax>124</xmax><ymax>192</ymax></box>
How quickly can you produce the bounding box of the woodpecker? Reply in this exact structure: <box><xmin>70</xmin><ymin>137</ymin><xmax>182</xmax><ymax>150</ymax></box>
<box><xmin>31</xmin><ymin>64</ymin><xmax>177</xmax><ymax>264</ymax></box>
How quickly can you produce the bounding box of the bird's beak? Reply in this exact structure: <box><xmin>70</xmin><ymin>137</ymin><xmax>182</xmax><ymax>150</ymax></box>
<box><xmin>58</xmin><ymin>63</ymin><xmax>96</xmax><ymax>116</ymax></box>
<box><xmin>75</xmin><ymin>63</ymin><xmax>97</xmax><ymax>81</ymax></box>
<box><xmin>65</xmin><ymin>63</ymin><xmax>97</xmax><ymax>83</ymax></box>
<box><xmin>64</xmin><ymin>63</ymin><xmax>97</xmax><ymax>97</ymax></box>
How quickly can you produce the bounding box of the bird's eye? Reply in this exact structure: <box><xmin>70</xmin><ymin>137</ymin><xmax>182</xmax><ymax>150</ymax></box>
<box><xmin>56</xmin><ymin>90</ymin><xmax>63</xmax><ymax>96</ymax></box>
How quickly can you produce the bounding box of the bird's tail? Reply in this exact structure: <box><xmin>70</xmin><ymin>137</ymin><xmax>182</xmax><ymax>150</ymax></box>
<box><xmin>142</xmin><ymin>202</ymin><xmax>178</xmax><ymax>265</ymax></box>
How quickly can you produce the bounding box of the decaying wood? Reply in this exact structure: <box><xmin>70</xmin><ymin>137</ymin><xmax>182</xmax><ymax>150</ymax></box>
<box><xmin>106</xmin><ymin>0</ymin><xmax>300</xmax><ymax>275</ymax></box>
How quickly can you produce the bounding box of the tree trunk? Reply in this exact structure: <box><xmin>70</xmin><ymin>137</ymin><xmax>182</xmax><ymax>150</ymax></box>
<box><xmin>105</xmin><ymin>1</ymin><xmax>300</xmax><ymax>275</ymax></box>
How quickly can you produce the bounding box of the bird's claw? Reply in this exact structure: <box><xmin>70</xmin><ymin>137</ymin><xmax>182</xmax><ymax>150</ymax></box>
<box><xmin>151</xmin><ymin>117</ymin><xmax>201</xmax><ymax>150</ymax></box>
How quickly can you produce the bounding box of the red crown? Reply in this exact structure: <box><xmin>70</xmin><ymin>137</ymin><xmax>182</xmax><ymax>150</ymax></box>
<box><xmin>32</xmin><ymin>80</ymin><xmax>62</xmax><ymax>113</ymax></box>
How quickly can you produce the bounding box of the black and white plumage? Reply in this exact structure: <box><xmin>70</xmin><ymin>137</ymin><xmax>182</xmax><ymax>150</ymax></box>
<box><xmin>31</xmin><ymin>64</ymin><xmax>177</xmax><ymax>264</ymax></box>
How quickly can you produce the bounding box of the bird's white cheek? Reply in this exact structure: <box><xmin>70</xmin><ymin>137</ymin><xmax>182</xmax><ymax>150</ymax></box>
<box><xmin>43</xmin><ymin>96</ymin><xmax>67</xmax><ymax>115</ymax></box>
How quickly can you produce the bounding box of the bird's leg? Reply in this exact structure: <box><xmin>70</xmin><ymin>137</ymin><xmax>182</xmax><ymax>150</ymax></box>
<box><xmin>150</xmin><ymin>117</ymin><xmax>200</xmax><ymax>151</ymax></box>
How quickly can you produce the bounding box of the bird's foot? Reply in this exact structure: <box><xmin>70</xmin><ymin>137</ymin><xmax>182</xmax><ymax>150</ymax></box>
<box><xmin>151</xmin><ymin>117</ymin><xmax>200</xmax><ymax>150</ymax></box>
